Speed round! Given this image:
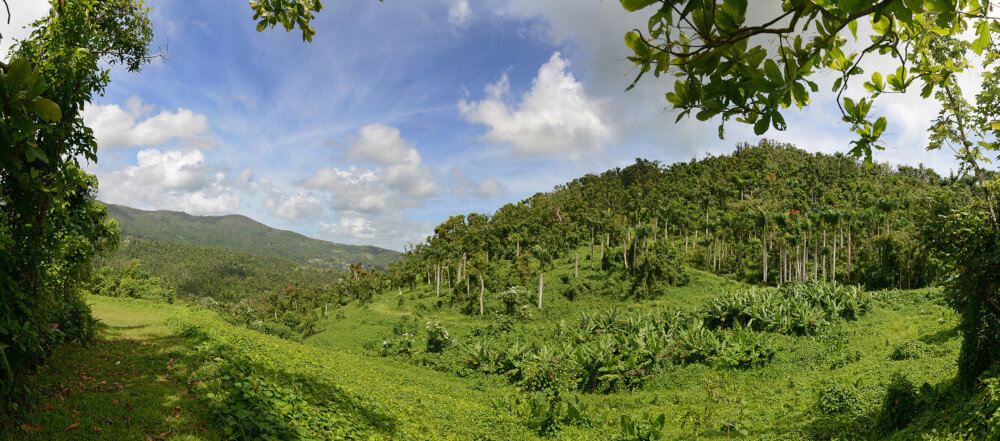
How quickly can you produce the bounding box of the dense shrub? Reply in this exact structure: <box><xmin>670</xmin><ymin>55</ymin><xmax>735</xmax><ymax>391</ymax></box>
<box><xmin>613</xmin><ymin>413</ymin><xmax>666</xmax><ymax>441</ymax></box>
<box><xmin>425</xmin><ymin>321</ymin><xmax>453</xmax><ymax>353</ymax></box>
<box><xmin>380</xmin><ymin>332</ymin><xmax>417</xmax><ymax>357</ymax></box>
<box><xmin>91</xmin><ymin>261</ymin><xmax>176</xmax><ymax>303</ymax></box>
<box><xmin>814</xmin><ymin>382</ymin><xmax>864</xmax><ymax>415</ymax></box>
<box><xmin>873</xmin><ymin>374</ymin><xmax>922</xmax><ymax>436</ymax></box>
<box><xmin>495</xmin><ymin>286</ymin><xmax>533</xmax><ymax>316</ymax></box>
<box><xmin>455</xmin><ymin>307</ymin><xmax>774</xmax><ymax>396</ymax></box>
<box><xmin>890</xmin><ymin>340</ymin><xmax>934</xmax><ymax>361</ymax></box>
<box><xmin>701</xmin><ymin>282</ymin><xmax>871</xmax><ymax>336</ymax></box>
<box><xmin>629</xmin><ymin>241</ymin><xmax>690</xmax><ymax>299</ymax></box>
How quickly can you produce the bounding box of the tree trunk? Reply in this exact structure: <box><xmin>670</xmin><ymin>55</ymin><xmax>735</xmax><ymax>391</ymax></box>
<box><xmin>822</xmin><ymin>230</ymin><xmax>827</xmax><ymax>281</ymax></box>
<box><xmin>538</xmin><ymin>273</ymin><xmax>543</xmax><ymax>309</ymax></box>
<box><xmin>623</xmin><ymin>238</ymin><xmax>629</xmax><ymax>269</ymax></box>
<box><xmin>599</xmin><ymin>243</ymin><xmax>604</xmax><ymax>271</ymax></box>
<box><xmin>847</xmin><ymin>230</ymin><xmax>853</xmax><ymax>283</ymax></box>
<box><xmin>589</xmin><ymin>234</ymin><xmax>595</xmax><ymax>269</ymax></box>
<box><xmin>516</xmin><ymin>241</ymin><xmax>520</xmax><ymax>258</ymax></box>
<box><xmin>834</xmin><ymin>222</ymin><xmax>840</xmax><ymax>282</ymax></box>
<box><xmin>778</xmin><ymin>243</ymin><xmax>782</xmax><ymax>284</ymax></box>
<box><xmin>574</xmin><ymin>252</ymin><xmax>579</xmax><ymax>278</ymax></box>
<box><xmin>762</xmin><ymin>228</ymin><xmax>768</xmax><ymax>284</ymax></box>
<box><xmin>780</xmin><ymin>243</ymin><xmax>785</xmax><ymax>284</ymax></box>
<box><xmin>796</xmin><ymin>244</ymin><xmax>801</xmax><ymax>282</ymax></box>
<box><xmin>478</xmin><ymin>273</ymin><xmax>484</xmax><ymax>315</ymax></box>
<box><xmin>435</xmin><ymin>265</ymin><xmax>440</xmax><ymax>297</ymax></box>
<box><xmin>813</xmin><ymin>237</ymin><xmax>818</xmax><ymax>281</ymax></box>
<box><xmin>447</xmin><ymin>266</ymin><xmax>452</xmax><ymax>295</ymax></box>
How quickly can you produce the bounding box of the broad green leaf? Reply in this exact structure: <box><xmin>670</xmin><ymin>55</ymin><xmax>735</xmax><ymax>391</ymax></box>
<box><xmin>6</xmin><ymin>58</ymin><xmax>31</xmax><ymax>89</ymax></box>
<box><xmin>764</xmin><ymin>59</ymin><xmax>783</xmax><ymax>84</ymax></box>
<box><xmin>620</xmin><ymin>0</ymin><xmax>658</xmax><ymax>12</ymax></box>
<box><xmin>873</xmin><ymin>117</ymin><xmax>887</xmax><ymax>137</ymax></box>
<box><xmin>754</xmin><ymin>114</ymin><xmax>770</xmax><ymax>135</ymax></box>
<box><xmin>28</xmin><ymin>97</ymin><xmax>62</xmax><ymax>122</ymax></box>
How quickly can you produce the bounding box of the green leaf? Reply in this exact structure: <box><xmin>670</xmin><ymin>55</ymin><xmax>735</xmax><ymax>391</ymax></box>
<box><xmin>625</xmin><ymin>31</ymin><xmax>647</xmax><ymax>56</ymax></box>
<box><xmin>873</xmin><ymin>117</ymin><xmax>887</xmax><ymax>137</ymax></box>
<box><xmin>696</xmin><ymin>109</ymin><xmax>718</xmax><ymax>121</ymax></box>
<box><xmin>924</xmin><ymin>0</ymin><xmax>953</xmax><ymax>13</ymax></box>
<box><xmin>620</xmin><ymin>0</ymin><xmax>658</xmax><ymax>12</ymax></box>
<box><xmin>920</xmin><ymin>83</ymin><xmax>934</xmax><ymax>98</ymax></box>
<box><xmin>28</xmin><ymin>97</ymin><xmax>61</xmax><ymax>122</ymax></box>
<box><xmin>764</xmin><ymin>59</ymin><xmax>783</xmax><ymax>85</ymax></box>
<box><xmin>6</xmin><ymin>58</ymin><xmax>31</xmax><ymax>89</ymax></box>
<box><xmin>754</xmin><ymin>114</ymin><xmax>770</xmax><ymax>135</ymax></box>
<box><xmin>25</xmin><ymin>146</ymin><xmax>49</xmax><ymax>164</ymax></box>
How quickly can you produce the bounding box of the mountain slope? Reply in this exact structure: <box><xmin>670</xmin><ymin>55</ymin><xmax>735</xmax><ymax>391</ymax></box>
<box><xmin>102</xmin><ymin>203</ymin><xmax>399</xmax><ymax>268</ymax></box>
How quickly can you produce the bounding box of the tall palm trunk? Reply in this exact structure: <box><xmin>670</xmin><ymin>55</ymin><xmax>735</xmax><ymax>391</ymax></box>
<box><xmin>762</xmin><ymin>229</ymin><xmax>768</xmax><ymax>284</ymax></box>
<box><xmin>589</xmin><ymin>233</ymin><xmax>594</xmax><ymax>270</ymax></box>
<box><xmin>822</xmin><ymin>230</ymin><xmax>827</xmax><ymax>281</ymax></box>
<box><xmin>599</xmin><ymin>242</ymin><xmax>605</xmax><ymax>271</ymax></box>
<box><xmin>478</xmin><ymin>273</ymin><xmax>484</xmax><ymax>315</ymax></box>
<box><xmin>847</xmin><ymin>229</ymin><xmax>853</xmax><ymax>283</ymax></box>
<box><xmin>538</xmin><ymin>273</ymin><xmax>543</xmax><ymax>309</ymax></box>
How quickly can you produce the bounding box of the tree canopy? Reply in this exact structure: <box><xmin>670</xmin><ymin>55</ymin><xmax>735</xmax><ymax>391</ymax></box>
<box><xmin>620</xmin><ymin>0</ymin><xmax>1000</xmax><ymax>384</ymax></box>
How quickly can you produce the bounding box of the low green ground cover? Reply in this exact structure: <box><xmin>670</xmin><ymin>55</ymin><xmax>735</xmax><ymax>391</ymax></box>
<box><xmin>5</xmin><ymin>253</ymin><xmax>995</xmax><ymax>440</ymax></box>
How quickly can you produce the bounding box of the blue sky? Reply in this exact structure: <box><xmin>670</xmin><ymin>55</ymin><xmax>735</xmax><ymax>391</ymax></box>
<box><xmin>3</xmin><ymin>0</ymin><xmax>969</xmax><ymax>250</ymax></box>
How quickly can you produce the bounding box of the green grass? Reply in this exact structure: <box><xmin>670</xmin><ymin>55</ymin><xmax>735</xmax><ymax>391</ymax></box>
<box><xmin>305</xmin><ymin>252</ymin><xmax>962</xmax><ymax>440</ymax></box>
<box><xmin>4</xmin><ymin>298</ymin><xmax>222</xmax><ymax>440</ymax></box>
<box><xmin>6</xmin><ymin>296</ymin><xmax>539</xmax><ymax>440</ymax></box>
<box><xmin>4</xmin><ymin>252</ymin><xmax>965</xmax><ymax>440</ymax></box>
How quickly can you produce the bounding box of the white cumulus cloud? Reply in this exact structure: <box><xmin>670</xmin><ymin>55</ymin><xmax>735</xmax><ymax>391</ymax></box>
<box><xmin>459</xmin><ymin>52</ymin><xmax>612</xmax><ymax>158</ymax></box>
<box><xmin>343</xmin><ymin>123</ymin><xmax>420</xmax><ymax>165</ymax></box>
<box><xmin>263</xmin><ymin>190</ymin><xmax>323</xmax><ymax>220</ymax></box>
<box><xmin>98</xmin><ymin>149</ymin><xmax>239</xmax><ymax>215</ymax></box>
<box><xmin>299</xmin><ymin>166</ymin><xmax>396</xmax><ymax>215</ymax></box>
<box><xmin>82</xmin><ymin>96</ymin><xmax>215</xmax><ymax>150</ymax></box>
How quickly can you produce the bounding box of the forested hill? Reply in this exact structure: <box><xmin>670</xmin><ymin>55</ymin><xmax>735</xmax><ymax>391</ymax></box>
<box><xmin>392</xmin><ymin>140</ymin><xmax>970</xmax><ymax>295</ymax></box>
<box><xmin>103</xmin><ymin>203</ymin><xmax>400</xmax><ymax>269</ymax></box>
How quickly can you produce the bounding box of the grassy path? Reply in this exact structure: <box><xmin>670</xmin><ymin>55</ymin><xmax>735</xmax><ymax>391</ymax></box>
<box><xmin>4</xmin><ymin>299</ymin><xmax>222</xmax><ymax>441</ymax></box>
<box><xmin>6</xmin><ymin>296</ymin><xmax>540</xmax><ymax>440</ymax></box>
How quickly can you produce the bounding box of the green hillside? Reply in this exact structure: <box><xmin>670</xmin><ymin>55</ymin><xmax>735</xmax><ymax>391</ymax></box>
<box><xmin>94</xmin><ymin>237</ymin><xmax>343</xmax><ymax>303</ymax></box>
<box><xmin>3</xmin><ymin>257</ymin><xmax>969</xmax><ymax>441</ymax></box>
<box><xmin>102</xmin><ymin>203</ymin><xmax>400</xmax><ymax>269</ymax></box>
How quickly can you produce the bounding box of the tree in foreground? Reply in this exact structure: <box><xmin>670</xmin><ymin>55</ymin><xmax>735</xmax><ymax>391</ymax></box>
<box><xmin>0</xmin><ymin>0</ymin><xmax>334</xmax><ymax>413</ymax></box>
<box><xmin>621</xmin><ymin>0</ymin><xmax>1000</xmax><ymax>384</ymax></box>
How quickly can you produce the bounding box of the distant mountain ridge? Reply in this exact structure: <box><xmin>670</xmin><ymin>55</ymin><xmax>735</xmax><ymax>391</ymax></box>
<box><xmin>102</xmin><ymin>203</ymin><xmax>400</xmax><ymax>269</ymax></box>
